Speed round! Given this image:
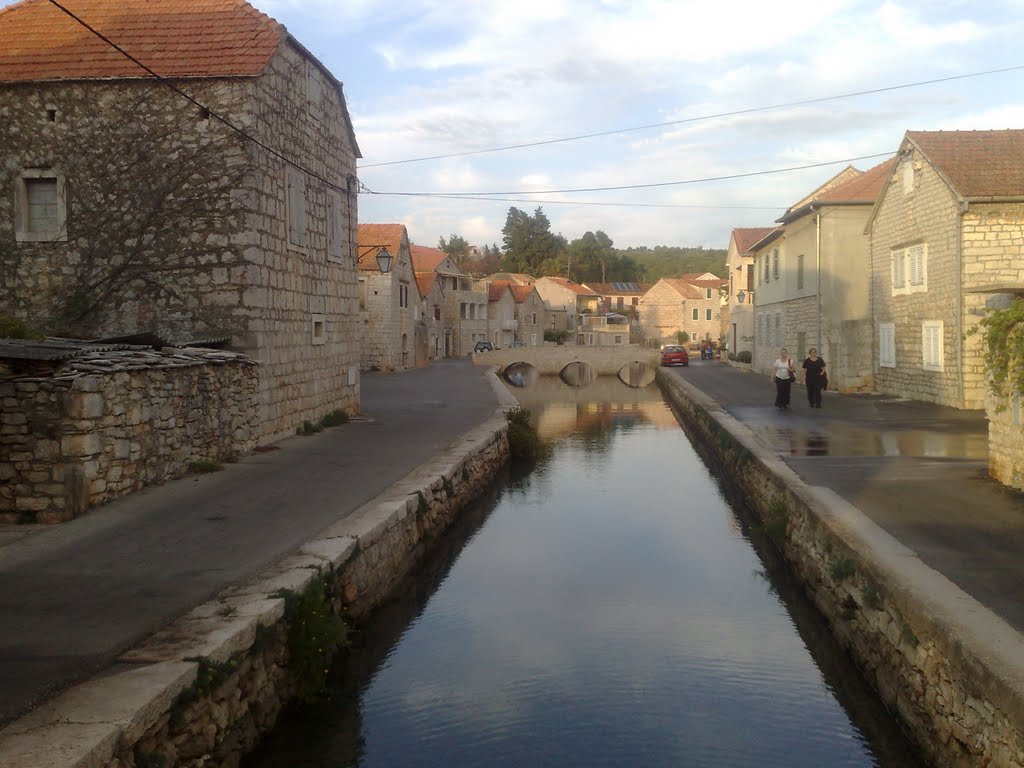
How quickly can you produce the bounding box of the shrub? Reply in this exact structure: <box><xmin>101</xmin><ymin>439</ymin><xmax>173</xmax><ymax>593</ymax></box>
<box><xmin>505</xmin><ymin>407</ymin><xmax>543</xmax><ymax>461</ymax></box>
<box><xmin>320</xmin><ymin>409</ymin><xmax>349</xmax><ymax>427</ymax></box>
<box><xmin>188</xmin><ymin>460</ymin><xmax>224</xmax><ymax>474</ymax></box>
<box><xmin>734</xmin><ymin>350</ymin><xmax>752</xmax><ymax>363</ymax></box>
<box><xmin>0</xmin><ymin>315</ymin><xmax>44</xmax><ymax>340</ymax></box>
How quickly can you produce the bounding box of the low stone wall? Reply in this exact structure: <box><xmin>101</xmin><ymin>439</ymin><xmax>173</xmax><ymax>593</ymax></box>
<box><xmin>987</xmin><ymin>395</ymin><xmax>1023</xmax><ymax>491</ymax></box>
<box><xmin>657</xmin><ymin>369</ymin><xmax>1024</xmax><ymax>768</ymax></box>
<box><xmin>0</xmin><ymin>403</ymin><xmax>513</xmax><ymax>768</ymax></box>
<box><xmin>1</xmin><ymin>348</ymin><xmax>259</xmax><ymax>523</ymax></box>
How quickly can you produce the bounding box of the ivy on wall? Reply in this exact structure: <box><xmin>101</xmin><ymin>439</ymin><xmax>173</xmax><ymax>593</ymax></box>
<box><xmin>973</xmin><ymin>297</ymin><xmax>1024</xmax><ymax>408</ymax></box>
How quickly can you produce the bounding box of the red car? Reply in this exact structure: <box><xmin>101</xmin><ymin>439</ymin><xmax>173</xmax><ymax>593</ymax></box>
<box><xmin>660</xmin><ymin>345</ymin><xmax>689</xmax><ymax>367</ymax></box>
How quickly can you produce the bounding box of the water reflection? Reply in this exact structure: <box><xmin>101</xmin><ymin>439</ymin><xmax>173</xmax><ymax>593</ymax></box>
<box><xmin>751</xmin><ymin>422</ymin><xmax>986</xmax><ymax>459</ymax></box>
<box><xmin>244</xmin><ymin>377</ymin><xmax>925</xmax><ymax>768</ymax></box>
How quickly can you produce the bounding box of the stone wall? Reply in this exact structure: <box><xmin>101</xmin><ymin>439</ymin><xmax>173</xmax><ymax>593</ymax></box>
<box><xmin>869</xmin><ymin>156</ymin><xmax>968</xmax><ymax>408</ymax></box>
<box><xmin>0</xmin><ymin>408</ymin><xmax>512</xmax><ymax>768</ymax></box>
<box><xmin>987</xmin><ymin>389</ymin><xmax>1024</xmax><ymax>491</ymax></box>
<box><xmin>658</xmin><ymin>369</ymin><xmax>1024</xmax><ymax>768</ymax></box>
<box><xmin>0</xmin><ymin>348</ymin><xmax>258</xmax><ymax>523</ymax></box>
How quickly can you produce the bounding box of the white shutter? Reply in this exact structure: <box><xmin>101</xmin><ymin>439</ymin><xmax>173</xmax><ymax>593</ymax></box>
<box><xmin>287</xmin><ymin>168</ymin><xmax>306</xmax><ymax>247</ymax></box>
<box><xmin>879</xmin><ymin>323</ymin><xmax>895</xmax><ymax>368</ymax></box>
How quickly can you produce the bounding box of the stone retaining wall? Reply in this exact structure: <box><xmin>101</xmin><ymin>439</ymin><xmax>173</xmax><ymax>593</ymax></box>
<box><xmin>0</xmin><ymin>402</ymin><xmax>513</xmax><ymax>768</ymax></box>
<box><xmin>1</xmin><ymin>348</ymin><xmax>259</xmax><ymax>523</ymax></box>
<box><xmin>657</xmin><ymin>369</ymin><xmax>1024</xmax><ymax>768</ymax></box>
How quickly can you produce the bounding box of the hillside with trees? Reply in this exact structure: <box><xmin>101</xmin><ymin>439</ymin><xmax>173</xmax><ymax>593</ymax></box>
<box><xmin>438</xmin><ymin>207</ymin><xmax>726</xmax><ymax>282</ymax></box>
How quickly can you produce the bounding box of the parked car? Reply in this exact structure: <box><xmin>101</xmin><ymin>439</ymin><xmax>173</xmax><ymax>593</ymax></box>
<box><xmin>474</xmin><ymin>341</ymin><xmax>495</xmax><ymax>353</ymax></box>
<box><xmin>660</xmin><ymin>345</ymin><xmax>689</xmax><ymax>367</ymax></box>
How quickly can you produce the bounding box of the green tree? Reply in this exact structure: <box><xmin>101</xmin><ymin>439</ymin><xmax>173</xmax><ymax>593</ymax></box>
<box><xmin>438</xmin><ymin>234</ymin><xmax>471</xmax><ymax>265</ymax></box>
<box><xmin>500</xmin><ymin>207</ymin><xmax>566</xmax><ymax>273</ymax></box>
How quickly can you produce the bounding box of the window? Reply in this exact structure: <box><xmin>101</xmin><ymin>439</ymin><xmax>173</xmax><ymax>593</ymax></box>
<box><xmin>399</xmin><ymin>283</ymin><xmax>409</xmax><ymax>308</ymax></box>
<box><xmin>359</xmin><ymin>278</ymin><xmax>367</xmax><ymax>309</ymax></box>
<box><xmin>922</xmin><ymin>321</ymin><xmax>943</xmax><ymax>371</ymax></box>
<box><xmin>772</xmin><ymin>248</ymin><xmax>779</xmax><ymax>280</ymax></box>
<box><xmin>15</xmin><ymin>170</ymin><xmax>67</xmax><ymax>242</ymax></box>
<box><xmin>286</xmin><ymin>167</ymin><xmax>306</xmax><ymax>248</ymax></box>
<box><xmin>891</xmin><ymin>244</ymin><xmax>927</xmax><ymax>294</ymax></box>
<box><xmin>532</xmin><ymin>312</ymin><xmax>537</xmax><ymax>324</ymax></box>
<box><xmin>797</xmin><ymin>254</ymin><xmax>804</xmax><ymax>290</ymax></box>
<box><xmin>434</xmin><ymin>306</ymin><xmax>441</xmax><ymax>321</ymax></box>
<box><xmin>460</xmin><ymin>302</ymin><xmax>467</xmax><ymax>319</ymax></box>
<box><xmin>326</xmin><ymin>191</ymin><xmax>342</xmax><ymax>262</ymax></box>
<box><xmin>706</xmin><ymin>288</ymin><xmax>712</xmax><ymax>299</ymax></box>
<box><xmin>311</xmin><ymin>314</ymin><xmax>326</xmax><ymax>345</ymax></box>
<box><xmin>746</xmin><ymin>264</ymin><xmax>754</xmax><ymax>291</ymax></box>
<box><xmin>614</xmin><ymin>335</ymin><xmax>623</xmax><ymax>344</ymax></box>
<box><xmin>764</xmin><ymin>254</ymin><xmax>770</xmax><ymax>283</ymax></box>
<box><xmin>692</xmin><ymin>308</ymin><xmax>699</xmax><ymax>321</ymax></box>
<box><xmin>705</xmin><ymin>308</ymin><xmax>712</xmax><ymax>321</ymax></box>
<box><xmin>879</xmin><ymin>323</ymin><xmax>895</xmax><ymax>367</ymax></box>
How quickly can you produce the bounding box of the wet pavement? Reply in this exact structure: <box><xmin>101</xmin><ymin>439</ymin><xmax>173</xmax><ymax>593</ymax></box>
<box><xmin>669</xmin><ymin>360</ymin><xmax>1024</xmax><ymax>634</ymax></box>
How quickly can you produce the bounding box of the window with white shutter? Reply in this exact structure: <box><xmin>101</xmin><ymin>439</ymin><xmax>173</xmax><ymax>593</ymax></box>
<box><xmin>15</xmin><ymin>169</ymin><xmax>68</xmax><ymax>242</ymax></box>
<box><xmin>891</xmin><ymin>250</ymin><xmax>905</xmax><ymax>289</ymax></box>
<box><xmin>908</xmin><ymin>245</ymin><xmax>925</xmax><ymax>287</ymax></box>
<box><xmin>772</xmin><ymin>248</ymin><xmax>779</xmax><ymax>280</ymax></box>
<box><xmin>892</xmin><ymin>244</ymin><xmax>926</xmax><ymax>294</ymax></box>
<box><xmin>327</xmin><ymin>190</ymin><xmax>342</xmax><ymax>262</ymax></box>
<box><xmin>922</xmin><ymin>321</ymin><xmax>943</xmax><ymax>371</ymax></box>
<box><xmin>879</xmin><ymin>322</ymin><xmax>895</xmax><ymax>367</ymax></box>
<box><xmin>286</xmin><ymin>167</ymin><xmax>306</xmax><ymax>249</ymax></box>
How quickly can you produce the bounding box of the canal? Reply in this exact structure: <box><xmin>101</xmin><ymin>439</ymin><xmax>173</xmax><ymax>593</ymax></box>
<box><xmin>244</xmin><ymin>377</ymin><xmax>924</xmax><ymax>768</ymax></box>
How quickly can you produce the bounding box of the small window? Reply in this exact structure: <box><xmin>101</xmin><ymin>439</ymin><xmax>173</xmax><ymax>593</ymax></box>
<box><xmin>399</xmin><ymin>283</ymin><xmax>408</xmax><ymax>308</ymax></box>
<box><xmin>434</xmin><ymin>306</ymin><xmax>441</xmax><ymax>321</ymax></box>
<box><xmin>692</xmin><ymin>308</ymin><xmax>699</xmax><ymax>321</ymax></box>
<box><xmin>705</xmin><ymin>308</ymin><xmax>712</xmax><ymax>321</ymax></box>
<box><xmin>772</xmin><ymin>248</ymin><xmax>779</xmax><ymax>280</ymax></box>
<box><xmin>922</xmin><ymin>320</ymin><xmax>943</xmax><ymax>371</ymax></box>
<box><xmin>614</xmin><ymin>335</ymin><xmax>622</xmax><ymax>344</ymax></box>
<box><xmin>706</xmin><ymin>288</ymin><xmax>712</xmax><ymax>299</ymax></box>
<box><xmin>797</xmin><ymin>254</ymin><xmax>804</xmax><ymax>290</ymax></box>
<box><xmin>311</xmin><ymin>314</ymin><xmax>326</xmax><ymax>345</ymax></box>
<box><xmin>359</xmin><ymin>279</ymin><xmax>367</xmax><ymax>310</ymax></box>
<box><xmin>764</xmin><ymin>254</ymin><xmax>770</xmax><ymax>283</ymax></box>
<box><xmin>15</xmin><ymin>170</ymin><xmax>67</xmax><ymax>242</ymax></box>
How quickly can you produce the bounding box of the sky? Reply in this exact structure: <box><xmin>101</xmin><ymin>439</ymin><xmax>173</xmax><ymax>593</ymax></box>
<box><xmin>9</xmin><ymin>0</ymin><xmax>1024</xmax><ymax>251</ymax></box>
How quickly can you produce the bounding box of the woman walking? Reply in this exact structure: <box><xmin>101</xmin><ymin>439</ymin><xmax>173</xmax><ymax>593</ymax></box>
<box><xmin>771</xmin><ymin>347</ymin><xmax>796</xmax><ymax>410</ymax></box>
<box><xmin>802</xmin><ymin>348</ymin><xmax>827</xmax><ymax>408</ymax></box>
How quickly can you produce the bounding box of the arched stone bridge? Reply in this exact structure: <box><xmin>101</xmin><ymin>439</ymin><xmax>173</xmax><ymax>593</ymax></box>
<box><xmin>472</xmin><ymin>345</ymin><xmax>661</xmax><ymax>387</ymax></box>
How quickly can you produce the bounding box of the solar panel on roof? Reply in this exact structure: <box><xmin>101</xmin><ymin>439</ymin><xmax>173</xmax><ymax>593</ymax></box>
<box><xmin>610</xmin><ymin>281</ymin><xmax>639</xmax><ymax>292</ymax></box>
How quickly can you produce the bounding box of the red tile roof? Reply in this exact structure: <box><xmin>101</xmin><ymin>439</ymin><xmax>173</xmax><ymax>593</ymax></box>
<box><xmin>487</xmin><ymin>281</ymin><xmax>511</xmax><ymax>302</ymax></box>
<box><xmin>816</xmin><ymin>156</ymin><xmax>898</xmax><ymax>203</ymax></box>
<box><xmin>509</xmin><ymin>285</ymin><xmax>534</xmax><ymax>303</ymax></box>
<box><xmin>415</xmin><ymin>272</ymin><xmax>438</xmax><ymax>298</ymax></box>
<box><xmin>0</xmin><ymin>0</ymin><xmax>285</xmax><ymax>82</ymax></box>
<box><xmin>409</xmin><ymin>244</ymin><xmax>448</xmax><ymax>272</ymax></box>
<box><xmin>732</xmin><ymin>227</ymin><xmax>777</xmax><ymax>254</ymax></box>
<box><xmin>357</xmin><ymin>223</ymin><xmax>406</xmax><ymax>272</ymax></box>
<box><xmin>540</xmin><ymin>276</ymin><xmax>598</xmax><ymax>296</ymax></box>
<box><xmin>907</xmin><ymin>129</ymin><xmax>1024</xmax><ymax>198</ymax></box>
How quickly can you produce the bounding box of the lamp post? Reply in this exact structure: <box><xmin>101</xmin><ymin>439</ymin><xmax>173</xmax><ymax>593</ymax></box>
<box><xmin>357</xmin><ymin>245</ymin><xmax>394</xmax><ymax>273</ymax></box>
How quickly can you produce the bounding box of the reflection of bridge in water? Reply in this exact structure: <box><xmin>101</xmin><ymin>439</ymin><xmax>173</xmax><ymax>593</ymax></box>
<box><xmin>472</xmin><ymin>345</ymin><xmax>660</xmax><ymax>388</ymax></box>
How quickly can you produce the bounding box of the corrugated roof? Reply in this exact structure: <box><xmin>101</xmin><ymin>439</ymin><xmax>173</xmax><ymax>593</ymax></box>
<box><xmin>0</xmin><ymin>0</ymin><xmax>285</xmax><ymax>82</ymax></box>
<box><xmin>907</xmin><ymin>129</ymin><xmax>1024</xmax><ymax>198</ymax></box>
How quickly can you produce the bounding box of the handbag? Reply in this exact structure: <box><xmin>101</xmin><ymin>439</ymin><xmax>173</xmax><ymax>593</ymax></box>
<box><xmin>821</xmin><ymin>371</ymin><xmax>829</xmax><ymax>390</ymax></box>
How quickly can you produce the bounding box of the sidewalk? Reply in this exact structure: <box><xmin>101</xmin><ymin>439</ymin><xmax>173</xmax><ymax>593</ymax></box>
<box><xmin>0</xmin><ymin>358</ymin><xmax>501</xmax><ymax>727</ymax></box>
<box><xmin>671</xmin><ymin>360</ymin><xmax>1024</xmax><ymax>634</ymax></box>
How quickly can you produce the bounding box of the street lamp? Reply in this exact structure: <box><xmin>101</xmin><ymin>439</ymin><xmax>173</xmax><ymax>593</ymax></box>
<box><xmin>357</xmin><ymin>245</ymin><xmax>394</xmax><ymax>273</ymax></box>
<box><xmin>737</xmin><ymin>290</ymin><xmax>746</xmax><ymax>304</ymax></box>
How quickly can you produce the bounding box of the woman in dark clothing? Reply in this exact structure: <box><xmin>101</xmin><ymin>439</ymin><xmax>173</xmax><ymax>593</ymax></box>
<box><xmin>801</xmin><ymin>348</ymin><xmax>827</xmax><ymax>408</ymax></box>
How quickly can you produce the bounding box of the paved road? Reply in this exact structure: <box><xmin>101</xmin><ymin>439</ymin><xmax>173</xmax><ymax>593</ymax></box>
<box><xmin>0</xmin><ymin>358</ymin><xmax>499</xmax><ymax>727</ymax></box>
<box><xmin>671</xmin><ymin>360</ymin><xmax>1024</xmax><ymax>633</ymax></box>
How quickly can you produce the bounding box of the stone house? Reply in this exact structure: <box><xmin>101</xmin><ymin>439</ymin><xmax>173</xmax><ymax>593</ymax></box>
<box><xmin>724</xmin><ymin>228</ymin><xmax>774</xmax><ymax>357</ymax></box>
<box><xmin>415</xmin><ymin>271</ymin><xmax>447</xmax><ymax>361</ymax></box>
<box><xmin>0</xmin><ymin>0</ymin><xmax>362</xmax><ymax>443</ymax></box>
<box><xmin>534</xmin><ymin>277</ymin><xmax>600</xmax><ymax>337</ymax></box>
<box><xmin>483</xmin><ymin>281</ymin><xmax>518</xmax><ymax>349</ymax></box>
<box><xmin>578</xmin><ymin>313</ymin><xmax>630</xmax><ymax>346</ymax></box>
<box><xmin>410</xmin><ymin>245</ymin><xmax>487</xmax><ymax>355</ymax></box>
<box><xmin>357</xmin><ymin>223</ymin><xmax>422</xmax><ymax>371</ymax></box>
<box><xmin>751</xmin><ymin>158</ymin><xmax>895</xmax><ymax>390</ymax></box>
<box><xmin>510</xmin><ymin>284</ymin><xmax>546</xmax><ymax>346</ymax></box>
<box><xmin>638</xmin><ymin>274</ymin><xmax>726</xmax><ymax>347</ymax></box>
<box><xmin>582</xmin><ymin>282</ymin><xmax>648</xmax><ymax>315</ymax></box>
<box><xmin>867</xmin><ymin>130</ymin><xmax>1024</xmax><ymax>409</ymax></box>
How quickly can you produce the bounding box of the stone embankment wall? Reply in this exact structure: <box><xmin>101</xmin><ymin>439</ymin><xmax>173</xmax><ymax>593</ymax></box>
<box><xmin>657</xmin><ymin>369</ymin><xmax>1024</xmax><ymax>768</ymax></box>
<box><xmin>1</xmin><ymin>348</ymin><xmax>258</xmax><ymax>523</ymax></box>
<box><xmin>0</xmin><ymin>407</ymin><xmax>512</xmax><ymax>768</ymax></box>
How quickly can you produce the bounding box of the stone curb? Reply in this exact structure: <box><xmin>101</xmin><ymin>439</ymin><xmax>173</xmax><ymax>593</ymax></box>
<box><xmin>0</xmin><ymin>373</ymin><xmax>513</xmax><ymax>768</ymax></box>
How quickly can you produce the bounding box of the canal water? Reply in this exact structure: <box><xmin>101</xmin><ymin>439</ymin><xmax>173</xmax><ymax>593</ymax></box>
<box><xmin>244</xmin><ymin>377</ymin><xmax>924</xmax><ymax>768</ymax></box>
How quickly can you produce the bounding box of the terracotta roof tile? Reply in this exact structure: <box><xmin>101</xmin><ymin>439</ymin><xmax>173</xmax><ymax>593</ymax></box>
<box><xmin>815</xmin><ymin>156</ymin><xmax>898</xmax><ymax>203</ymax></box>
<box><xmin>732</xmin><ymin>227</ymin><xmax>777</xmax><ymax>254</ymax></box>
<box><xmin>0</xmin><ymin>0</ymin><xmax>284</xmax><ymax>82</ymax></box>
<box><xmin>907</xmin><ymin>130</ymin><xmax>1024</xmax><ymax>198</ymax></box>
<box><xmin>509</xmin><ymin>285</ymin><xmax>534</xmax><ymax>303</ymax></box>
<box><xmin>487</xmin><ymin>281</ymin><xmax>511</xmax><ymax>302</ymax></box>
<box><xmin>414</xmin><ymin>272</ymin><xmax>437</xmax><ymax>298</ymax></box>
<box><xmin>357</xmin><ymin>223</ymin><xmax>407</xmax><ymax>272</ymax></box>
<box><xmin>409</xmin><ymin>244</ymin><xmax>448</xmax><ymax>272</ymax></box>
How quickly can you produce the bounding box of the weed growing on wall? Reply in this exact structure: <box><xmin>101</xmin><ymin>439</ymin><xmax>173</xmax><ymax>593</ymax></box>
<box><xmin>320</xmin><ymin>409</ymin><xmax>349</xmax><ymax>427</ymax></box>
<box><xmin>970</xmin><ymin>298</ymin><xmax>1024</xmax><ymax>407</ymax></box>
<box><xmin>829</xmin><ymin>557</ymin><xmax>856</xmax><ymax>583</ymax></box>
<box><xmin>275</xmin><ymin>573</ymin><xmax>348</xmax><ymax>702</ymax></box>
<box><xmin>762</xmin><ymin>498</ymin><xmax>789</xmax><ymax>547</ymax></box>
<box><xmin>505</xmin><ymin>407</ymin><xmax>544</xmax><ymax>461</ymax></box>
<box><xmin>188</xmin><ymin>459</ymin><xmax>224</xmax><ymax>474</ymax></box>
<box><xmin>863</xmin><ymin>583</ymin><xmax>882</xmax><ymax>610</ymax></box>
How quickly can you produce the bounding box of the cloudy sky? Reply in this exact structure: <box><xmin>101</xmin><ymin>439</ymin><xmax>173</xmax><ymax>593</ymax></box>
<box><xmin>10</xmin><ymin>0</ymin><xmax>1024</xmax><ymax>250</ymax></box>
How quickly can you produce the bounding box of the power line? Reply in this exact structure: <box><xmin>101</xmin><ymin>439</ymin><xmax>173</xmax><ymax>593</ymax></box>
<box><xmin>44</xmin><ymin>0</ymin><xmax>353</xmax><ymax>196</ymax></box>
<box><xmin>363</xmin><ymin>152</ymin><xmax>895</xmax><ymax>197</ymax></box>
<box><xmin>359</xmin><ymin>64</ymin><xmax>1024</xmax><ymax>168</ymax></box>
<box><xmin>360</xmin><ymin>192</ymin><xmax>783</xmax><ymax>210</ymax></box>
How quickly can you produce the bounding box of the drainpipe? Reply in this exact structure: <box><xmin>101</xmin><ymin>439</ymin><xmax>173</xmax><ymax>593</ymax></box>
<box><xmin>816</xmin><ymin>210</ymin><xmax>822</xmax><ymax>352</ymax></box>
<box><xmin>957</xmin><ymin>200</ymin><xmax>966</xmax><ymax>407</ymax></box>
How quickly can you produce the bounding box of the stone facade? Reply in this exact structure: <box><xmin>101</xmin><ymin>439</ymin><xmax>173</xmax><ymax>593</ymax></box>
<box><xmin>0</xmin><ymin>346</ymin><xmax>258</xmax><ymax>523</ymax></box>
<box><xmin>659</xmin><ymin>369</ymin><xmax>1024</xmax><ymax>768</ymax></box>
<box><xmin>357</xmin><ymin>225</ymin><xmax>420</xmax><ymax>371</ymax></box>
<box><xmin>0</xmin><ymin>37</ymin><xmax>362</xmax><ymax>443</ymax></box>
<box><xmin>511</xmin><ymin>286</ymin><xmax>546</xmax><ymax>346</ymax></box>
<box><xmin>638</xmin><ymin>277</ymin><xmax>723</xmax><ymax>347</ymax></box>
<box><xmin>411</xmin><ymin>246</ymin><xmax>487</xmax><ymax>356</ymax></box>
<box><xmin>724</xmin><ymin>228</ymin><xmax>772</xmax><ymax>357</ymax></box>
<box><xmin>416</xmin><ymin>272</ymin><xmax>447</xmax><ymax>361</ymax></box>
<box><xmin>534</xmin><ymin>277</ymin><xmax>600</xmax><ymax>336</ymax></box>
